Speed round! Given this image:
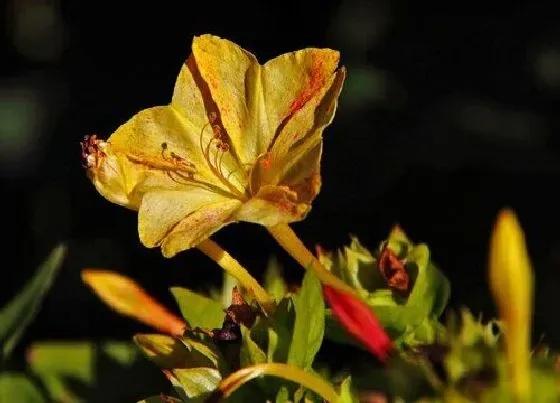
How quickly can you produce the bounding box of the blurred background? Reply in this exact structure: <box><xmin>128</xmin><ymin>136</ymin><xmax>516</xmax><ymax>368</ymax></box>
<box><xmin>1</xmin><ymin>0</ymin><xmax>560</xmax><ymax>371</ymax></box>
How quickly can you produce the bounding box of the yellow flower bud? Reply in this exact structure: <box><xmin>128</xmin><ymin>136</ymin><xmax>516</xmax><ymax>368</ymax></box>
<box><xmin>488</xmin><ymin>208</ymin><xmax>533</xmax><ymax>401</ymax></box>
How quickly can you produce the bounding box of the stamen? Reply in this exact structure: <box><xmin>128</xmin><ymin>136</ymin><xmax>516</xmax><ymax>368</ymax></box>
<box><xmin>160</xmin><ymin>142</ymin><xmax>196</xmax><ymax>180</ymax></box>
<box><xmin>197</xmin><ymin>113</ymin><xmax>247</xmax><ymax>200</ymax></box>
<box><xmin>80</xmin><ymin>134</ymin><xmax>106</xmax><ymax>169</ymax></box>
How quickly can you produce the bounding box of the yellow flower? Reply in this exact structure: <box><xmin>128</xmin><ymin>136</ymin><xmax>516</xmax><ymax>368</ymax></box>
<box><xmin>82</xmin><ymin>34</ymin><xmax>345</xmax><ymax>258</ymax></box>
<box><xmin>488</xmin><ymin>208</ymin><xmax>533</xmax><ymax>401</ymax></box>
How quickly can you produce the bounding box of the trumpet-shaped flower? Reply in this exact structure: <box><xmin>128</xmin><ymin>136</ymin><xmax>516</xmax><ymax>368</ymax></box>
<box><xmin>82</xmin><ymin>34</ymin><xmax>345</xmax><ymax>258</ymax></box>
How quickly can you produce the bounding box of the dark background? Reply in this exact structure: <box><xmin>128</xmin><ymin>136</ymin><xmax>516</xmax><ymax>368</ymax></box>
<box><xmin>2</xmin><ymin>0</ymin><xmax>560</xmax><ymax>352</ymax></box>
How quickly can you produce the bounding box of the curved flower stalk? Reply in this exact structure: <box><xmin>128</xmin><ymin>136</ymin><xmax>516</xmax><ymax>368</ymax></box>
<box><xmin>81</xmin><ymin>34</ymin><xmax>355</xmax><ymax>301</ymax></box>
<box><xmin>211</xmin><ymin>362</ymin><xmax>339</xmax><ymax>402</ymax></box>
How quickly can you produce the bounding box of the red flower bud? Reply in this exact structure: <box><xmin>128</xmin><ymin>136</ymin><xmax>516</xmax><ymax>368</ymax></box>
<box><xmin>323</xmin><ymin>285</ymin><xmax>393</xmax><ymax>362</ymax></box>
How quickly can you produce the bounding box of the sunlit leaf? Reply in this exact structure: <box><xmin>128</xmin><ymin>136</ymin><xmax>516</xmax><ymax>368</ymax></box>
<box><xmin>275</xmin><ymin>386</ymin><xmax>290</xmax><ymax>403</ymax></box>
<box><xmin>240</xmin><ymin>325</ymin><xmax>266</xmax><ymax>367</ymax></box>
<box><xmin>337</xmin><ymin>377</ymin><xmax>358</xmax><ymax>403</ymax></box>
<box><xmin>170</xmin><ymin>287</ymin><xmax>224</xmax><ymax>329</ymax></box>
<box><xmin>172</xmin><ymin>367</ymin><xmax>221</xmax><ymax>397</ymax></box>
<box><xmin>216</xmin><ymin>363</ymin><xmax>338</xmax><ymax>403</ymax></box>
<box><xmin>134</xmin><ymin>334</ymin><xmax>218</xmax><ymax>370</ymax></box>
<box><xmin>288</xmin><ymin>270</ymin><xmax>325</xmax><ymax>368</ymax></box>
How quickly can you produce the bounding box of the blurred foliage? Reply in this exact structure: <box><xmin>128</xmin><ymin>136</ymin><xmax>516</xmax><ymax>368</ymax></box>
<box><xmin>0</xmin><ymin>245</ymin><xmax>168</xmax><ymax>402</ymax></box>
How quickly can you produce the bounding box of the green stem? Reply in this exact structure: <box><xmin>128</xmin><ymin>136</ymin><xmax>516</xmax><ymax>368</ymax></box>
<box><xmin>267</xmin><ymin>223</ymin><xmax>360</xmax><ymax>298</ymax></box>
<box><xmin>197</xmin><ymin>239</ymin><xmax>275</xmax><ymax>316</ymax></box>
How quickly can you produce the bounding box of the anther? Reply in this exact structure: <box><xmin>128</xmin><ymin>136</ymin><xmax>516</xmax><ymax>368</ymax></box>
<box><xmin>80</xmin><ymin>134</ymin><xmax>106</xmax><ymax>169</ymax></box>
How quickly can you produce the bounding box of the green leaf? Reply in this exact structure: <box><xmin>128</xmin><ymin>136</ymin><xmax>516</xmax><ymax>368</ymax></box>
<box><xmin>134</xmin><ymin>334</ymin><xmax>222</xmax><ymax>370</ymax></box>
<box><xmin>275</xmin><ymin>386</ymin><xmax>290</xmax><ymax>403</ymax></box>
<box><xmin>170</xmin><ymin>287</ymin><xmax>224</xmax><ymax>329</ymax></box>
<box><xmin>135</xmin><ymin>334</ymin><xmax>227</xmax><ymax>401</ymax></box>
<box><xmin>172</xmin><ymin>367</ymin><xmax>221</xmax><ymax>398</ymax></box>
<box><xmin>288</xmin><ymin>270</ymin><xmax>325</xmax><ymax>369</ymax></box>
<box><xmin>28</xmin><ymin>341</ymin><xmax>143</xmax><ymax>402</ymax></box>
<box><xmin>28</xmin><ymin>342</ymin><xmax>95</xmax><ymax>385</ymax></box>
<box><xmin>338</xmin><ymin>377</ymin><xmax>358</xmax><ymax>403</ymax></box>
<box><xmin>264</xmin><ymin>257</ymin><xmax>288</xmax><ymax>302</ymax></box>
<box><xmin>102</xmin><ymin>342</ymin><xmax>140</xmax><ymax>366</ymax></box>
<box><xmin>180</xmin><ymin>336</ymin><xmax>226</xmax><ymax>370</ymax></box>
<box><xmin>240</xmin><ymin>325</ymin><xmax>266</xmax><ymax>367</ymax></box>
<box><xmin>0</xmin><ymin>244</ymin><xmax>66</xmax><ymax>361</ymax></box>
<box><xmin>0</xmin><ymin>373</ymin><xmax>45</xmax><ymax>403</ymax></box>
<box><xmin>294</xmin><ymin>385</ymin><xmax>323</xmax><ymax>403</ymax></box>
<box><xmin>221</xmin><ymin>273</ymin><xmax>239</xmax><ymax>307</ymax></box>
<box><xmin>406</xmin><ymin>245</ymin><xmax>450</xmax><ymax>322</ymax></box>
<box><xmin>267</xmin><ymin>298</ymin><xmax>295</xmax><ymax>363</ymax></box>
<box><xmin>267</xmin><ymin>328</ymin><xmax>279</xmax><ymax>362</ymax></box>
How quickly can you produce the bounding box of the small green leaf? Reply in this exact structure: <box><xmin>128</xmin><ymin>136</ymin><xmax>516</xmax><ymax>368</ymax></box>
<box><xmin>33</xmin><ymin>373</ymin><xmax>76</xmax><ymax>403</ymax></box>
<box><xmin>288</xmin><ymin>270</ymin><xmax>325</xmax><ymax>368</ymax></box>
<box><xmin>264</xmin><ymin>257</ymin><xmax>288</xmax><ymax>302</ymax></box>
<box><xmin>180</xmin><ymin>336</ymin><xmax>225</xmax><ymax>370</ymax></box>
<box><xmin>28</xmin><ymin>342</ymin><xmax>94</xmax><ymax>385</ymax></box>
<box><xmin>28</xmin><ymin>341</ymin><xmax>142</xmax><ymax>402</ymax></box>
<box><xmin>0</xmin><ymin>373</ymin><xmax>45</xmax><ymax>403</ymax></box>
<box><xmin>267</xmin><ymin>328</ymin><xmax>279</xmax><ymax>362</ymax></box>
<box><xmin>173</xmin><ymin>367</ymin><xmax>221</xmax><ymax>397</ymax></box>
<box><xmin>0</xmin><ymin>244</ymin><xmax>66</xmax><ymax>361</ymax></box>
<box><xmin>268</xmin><ymin>298</ymin><xmax>295</xmax><ymax>363</ymax></box>
<box><xmin>338</xmin><ymin>377</ymin><xmax>358</xmax><ymax>403</ymax></box>
<box><xmin>221</xmin><ymin>273</ymin><xmax>239</xmax><ymax>308</ymax></box>
<box><xmin>406</xmin><ymin>245</ymin><xmax>450</xmax><ymax>321</ymax></box>
<box><xmin>170</xmin><ymin>287</ymin><xmax>224</xmax><ymax>329</ymax></box>
<box><xmin>240</xmin><ymin>325</ymin><xmax>267</xmax><ymax>367</ymax></box>
<box><xmin>275</xmin><ymin>386</ymin><xmax>290</xmax><ymax>403</ymax></box>
<box><xmin>102</xmin><ymin>342</ymin><xmax>140</xmax><ymax>366</ymax></box>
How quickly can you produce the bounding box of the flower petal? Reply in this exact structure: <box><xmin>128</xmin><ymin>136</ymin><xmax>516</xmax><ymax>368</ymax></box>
<box><xmin>191</xmin><ymin>34</ymin><xmax>341</xmax><ymax>166</ymax></box>
<box><xmin>81</xmin><ymin>270</ymin><xmax>186</xmax><ymax>336</ymax></box>
<box><xmin>138</xmin><ymin>188</ymin><xmax>241</xmax><ymax>255</ymax></box>
<box><xmin>250</xmin><ymin>68</ymin><xmax>346</xmax><ymax>202</ymax></box>
<box><xmin>269</xmin><ymin>68</ymin><xmax>346</xmax><ymax>181</ymax></box>
<box><xmin>160</xmin><ymin>198</ymin><xmax>242</xmax><ymax>257</ymax></box>
<box><xmin>171</xmin><ymin>56</ymin><xmax>210</xmax><ymax>130</ymax></box>
<box><xmin>191</xmin><ymin>34</ymin><xmax>261</xmax><ymax>166</ymax></box>
<box><xmin>85</xmin><ymin>139</ymin><xmax>144</xmax><ymax>209</ymax></box>
<box><xmin>108</xmin><ymin>105</ymin><xmax>243</xmax><ymax>197</ymax></box>
<box><xmin>235</xmin><ymin>185</ymin><xmax>309</xmax><ymax>227</ymax></box>
<box><xmin>262</xmin><ymin>47</ymin><xmax>341</xmax><ymax>145</ymax></box>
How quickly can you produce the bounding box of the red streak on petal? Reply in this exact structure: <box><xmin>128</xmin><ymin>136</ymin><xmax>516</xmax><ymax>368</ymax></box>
<box><xmin>323</xmin><ymin>285</ymin><xmax>393</xmax><ymax>362</ymax></box>
<box><xmin>261</xmin><ymin>156</ymin><xmax>271</xmax><ymax>169</ymax></box>
<box><xmin>287</xmin><ymin>55</ymin><xmax>326</xmax><ymax>116</ymax></box>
